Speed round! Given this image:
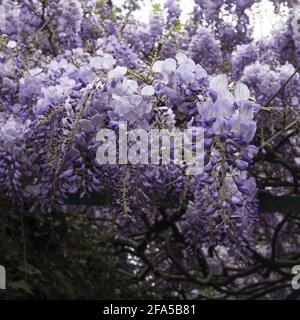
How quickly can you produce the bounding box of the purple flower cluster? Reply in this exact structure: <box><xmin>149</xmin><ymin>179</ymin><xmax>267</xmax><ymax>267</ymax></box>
<box><xmin>188</xmin><ymin>27</ymin><xmax>224</xmax><ymax>74</ymax></box>
<box><xmin>231</xmin><ymin>43</ymin><xmax>258</xmax><ymax>80</ymax></box>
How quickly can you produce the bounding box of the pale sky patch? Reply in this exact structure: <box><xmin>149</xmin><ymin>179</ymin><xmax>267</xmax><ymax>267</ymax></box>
<box><xmin>112</xmin><ymin>0</ymin><xmax>290</xmax><ymax>40</ymax></box>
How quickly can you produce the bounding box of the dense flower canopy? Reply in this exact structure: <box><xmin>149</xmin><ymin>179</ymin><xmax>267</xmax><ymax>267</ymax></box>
<box><xmin>0</xmin><ymin>0</ymin><xmax>299</xmax><ymax>299</ymax></box>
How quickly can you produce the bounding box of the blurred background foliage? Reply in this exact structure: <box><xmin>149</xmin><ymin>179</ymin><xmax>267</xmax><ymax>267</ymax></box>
<box><xmin>0</xmin><ymin>206</ymin><xmax>147</xmax><ymax>299</ymax></box>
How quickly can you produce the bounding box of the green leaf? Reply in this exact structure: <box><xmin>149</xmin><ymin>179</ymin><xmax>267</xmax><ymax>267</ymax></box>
<box><xmin>174</xmin><ymin>21</ymin><xmax>182</xmax><ymax>32</ymax></box>
<box><xmin>152</xmin><ymin>3</ymin><xmax>161</xmax><ymax>14</ymax></box>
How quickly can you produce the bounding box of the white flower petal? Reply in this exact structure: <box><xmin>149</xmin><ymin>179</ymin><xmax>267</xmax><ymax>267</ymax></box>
<box><xmin>234</xmin><ymin>83</ymin><xmax>250</xmax><ymax>101</ymax></box>
<box><xmin>210</xmin><ymin>74</ymin><xmax>228</xmax><ymax>92</ymax></box>
<box><xmin>7</xmin><ymin>40</ymin><xmax>17</xmax><ymax>49</ymax></box>
<box><xmin>175</xmin><ymin>52</ymin><xmax>188</xmax><ymax>65</ymax></box>
<box><xmin>219</xmin><ymin>90</ymin><xmax>234</xmax><ymax>102</ymax></box>
<box><xmin>102</xmin><ymin>54</ymin><xmax>116</xmax><ymax>69</ymax></box>
<box><xmin>89</xmin><ymin>56</ymin><xmax>103</xmax><ymax>69</ymax></box>
<box><xmin>152</xmin><ymin>61</ymin><xmax>163</xmax><ymax>73</ymax></box>
<box><xmin>162</xmin><ymin>58</ymin><xmax>177</xmax><ymax>72</ymax></box>
<box><xmin>210</xmin><ymin>74</ymin><xmax>234</xmax><ymax>102</ymax></box>
<box><xmin>141</xmin><ymin>85</ymin><xmax>155</xmax><ymax>96</ymax></box>
<box><xmin>108</xmin><ymin>66</ymin><xmax>127</xmax><ymax>79</ymax></box>
<box><xmin>127</xmin><ymin>80</ymin><xmax>138</xmax><ymax>93</ymax></box>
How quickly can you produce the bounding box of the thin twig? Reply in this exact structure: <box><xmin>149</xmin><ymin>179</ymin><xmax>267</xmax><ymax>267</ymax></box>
<box><xmin>263</xmin><ymin>65</ymin><xmax>300</xmax><ymax>108</ymax></box>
